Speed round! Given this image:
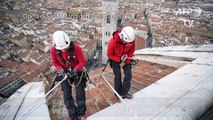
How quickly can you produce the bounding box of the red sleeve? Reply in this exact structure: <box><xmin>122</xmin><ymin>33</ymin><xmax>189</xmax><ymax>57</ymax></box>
<box><xmin>50</xmin><ymin>47</ymin><xmax>62</xmax><ymax>71</ymax></box>
<box><xmin>125</xmin><ymin>42</ymin><xmax>135</xmax><ymax>64</ymax></box>
<box><xmin>107</xmin><ymin>38</ymin><xmax>121</xmax><ymax>62</ymax></box>
<box><xmin>74</xmin><ymin>45</ymin><xmax>86</xmax><ymax>71</ymax></box>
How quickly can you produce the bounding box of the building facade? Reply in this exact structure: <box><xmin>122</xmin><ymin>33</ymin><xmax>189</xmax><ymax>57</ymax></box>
<box><xmin>102</xmin><ymin>0</ymin><xmax>118</xmax><ymax>64</ymax></box>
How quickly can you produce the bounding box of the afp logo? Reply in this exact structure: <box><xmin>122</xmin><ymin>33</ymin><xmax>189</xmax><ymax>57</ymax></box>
<box><xmin>174</xmin><ymin>7</ymin><xmax>202</xmax><ymax>17</ymax></box>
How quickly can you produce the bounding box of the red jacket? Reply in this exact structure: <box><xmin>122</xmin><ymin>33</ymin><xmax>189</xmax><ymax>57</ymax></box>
<box><xmin>107</xmin><ymin>30</ymin><xmax>135</xmax><ymax>64</ymax></box>
<box><xmin>50</xmin><ymin>44</ymin><xmax>86</xmax><ymax>72</ymax></box>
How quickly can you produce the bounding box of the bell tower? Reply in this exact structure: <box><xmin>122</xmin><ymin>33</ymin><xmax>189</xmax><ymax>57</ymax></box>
<box><xmin>102</xmin><ymin>0</ymin><xmax>118</xmax><ymax>64</ymax></box>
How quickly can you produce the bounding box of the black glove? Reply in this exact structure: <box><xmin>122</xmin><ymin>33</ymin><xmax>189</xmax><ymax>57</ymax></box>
<box><xmin>120</xmin><ymin>55</ymin><xmax>127</xmax><ymax>63</ymax></box>
<box><xmin>72</xmin><ymin>68</ymin><xmax>78</xmax><ymax>75</ymax></box>
<box><xmin>67</xmin><ymin>68</ymin><xmax>78</xmax><ymax>79</ymax></box>
<box><xmin>58</xmin><ymin>68</ymin><xmax>65</xmax><ymax>77</ymax></box>
<box><xmin>56</xmin><ymin>68</ymin><xmax>66</xmax><ymax>81</ymax></box>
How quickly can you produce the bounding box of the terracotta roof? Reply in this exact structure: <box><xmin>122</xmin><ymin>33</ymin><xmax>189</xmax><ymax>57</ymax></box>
<box><xmin>48</xmin><ymin>60</ymin><xmax>177</xmax><ymax>119</ymax></box>
<box><xmin>46</xmin><ymin>73</ymin><xmax>56</xmax><ymax>83</ymax></box>
<box><xmin>84</xmin><ymin>39</ymin><xmax>97</xmax><ymax>50</ymax></box>
<box><xmin>89</xmin><ymin>23</ymin><xmax>102</xmax><ymax>28</ymax></box>
<box><xmin>61</xmin><ymin>25</ymin><xmax>76</xmax><ymax>31</ymax></box>
<box><xmin>150</xmin><ymin>16</ymin><xmax>161</xmax><ymax>23</ymax></box>
<box><xmin>47</xmin><ymin>24</ymin><xmax>57</xmax><ymax>30</ymax></box>
<box><xmin>14</xmin><ymin>62</ymin><xmax>38</xmax><ymax>79</ymax></box>
<box><xmin>80</xmin><ymin>33</ymin><xmax>90</xmax><ymax>38</ymax></box>
<box><xmin>32</xmin><ymin>43</ymin><xmax>48</xmax><ymax>50</ymax></box>
<box><xmin>123</xmin><ymin>22</ymin><xmax>138</xmax><ymax>29</ymax></box>
<box><xmin>17</xmin><ymin>49</ymin><xmax>31</xmax><ymax>58</ymax></box>
<box><xmin>0</xmin><ymin>72</ymin><xmax>17</xmax><ymax>89</ymax></box>
<box><xmin>0</xmin><ymin>60</ymin><xmax>20</xmax><ymax>70</ymax></box>
<box><xmin>34</xmin><ymin>60</ymin><xmax>52</xmax><ymax>74</ymax></box>
<box><xmin>30</xmin><ymin>51</ymin><xmax>40</xmax><ymax>60</ymax></box>
<box><xmin>77</xmin><ymin>19</ymin><xmax>88</xmax><ymax>24</ymax></box>
<box><xmin>44</xmin><ymin>38</ymin><xmax>52</xmax><ymax>44</ymax></box>
<box><xmin>135</xmin><ymin>36</ymin><xmax>146</xmax><ymax>50</ymax></box>
<box><xmin>94</xmin><ymin>32</ymin><xmax>102</xmax><ymax>37</ymax></box>
<box><xmin>30</xmin><ymin>52</ymin><xmax>50</xmax><ymax>64</ymax></box>
<box><xmin>137</xmin><ymin>25</ymin><xmax>149</xmax><ymax>31</ymax></box>
<box><xmin>14</xmin><ymin>60</ymin><xmax>52</xmax><ymax>83</ymax></box>
<box><xmin>72</xmin><ymin>38</ymin><xmax>82</xmax><ymax>44</ymax></box>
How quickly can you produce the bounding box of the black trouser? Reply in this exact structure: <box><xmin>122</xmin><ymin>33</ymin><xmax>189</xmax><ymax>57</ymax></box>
<box><xmin>61</xmin><ymin>73</ymin><xmax>86</xmax><ymax>120</ymax></box>
<box><xmin>111</xmin><ymin>60</ymin><xmax>132</xmax><ymax>96</ymax></box>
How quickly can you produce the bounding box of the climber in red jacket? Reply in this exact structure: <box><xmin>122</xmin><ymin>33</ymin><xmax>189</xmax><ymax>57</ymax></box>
<box><xmin>50</xmin><ymin>31</ymin><xmax>86</xmax><ymax>120</ymax></box>
<box><xmin>107</xmin><ymin>26</ymin><xmax>136</xmax><ymax>101</ymax></box>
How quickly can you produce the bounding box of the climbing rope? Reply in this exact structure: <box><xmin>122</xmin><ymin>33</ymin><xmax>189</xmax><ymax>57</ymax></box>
<box><xmin>16</xmin><ymin>68</ymin><xmax>95</xmax><ymax>120</ymax></box>
<box><xmin>3</xmin><ymin>85</ymin><xmax>34</xmax><ymax>120</ymax></box>
<box><xmin>16</xmin><ymin>75</ymin><xmax>68</xmax><ymax>120</ymax></box>
<box><xmin>101</xmin><ymin>73</ymin><xmax>141</xmax><ymax>120</ymax></box>
<box><xmin>68</xmin><ymin>71</ymin><xmax>84</xmax><ymax>87</ymax></box>
<box><xmin>100</xmin><ymin>58</ymin><xmax>141</xmax><ymax>120</ymax></box>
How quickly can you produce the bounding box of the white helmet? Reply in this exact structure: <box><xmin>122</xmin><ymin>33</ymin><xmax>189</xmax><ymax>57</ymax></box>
<box><xmin>120</xmin><ymin>26</ymin><xmax>135</xmax><ymax>43</ymax></box>
<box><xmin>52</xmin><ymin>31</ymin><xmax>70</xmax><ymax>50</ymax></box>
